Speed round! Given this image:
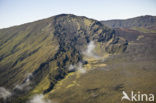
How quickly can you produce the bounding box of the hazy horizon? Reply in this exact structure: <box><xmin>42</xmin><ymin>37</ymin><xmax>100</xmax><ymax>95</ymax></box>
<box><xmin>0</xmin><ymin>0</ymin><xmax>156</xmax><ymax>28</ymax></box>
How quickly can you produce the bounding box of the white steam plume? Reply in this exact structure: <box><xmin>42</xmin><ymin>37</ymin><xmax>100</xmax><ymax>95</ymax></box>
<box><xmin>68</xmin><ymin>62</ymin><xmax>86</xmax><ymax>74</ymax></box>
<box><xmin>28</xmin><ymin>94</ymin><xmax>52</xmax><ymax>103</ymax></box>
<box><xmin>86</xmin><ymin>41</ymin><xmax>95</xmax><ymax>55</ymax></box>
<box><xmin>77</xmin><ymin>62</ymin><xmax>86</xmax><ymax>73</ymax></box>
<box><xmin>15</xmin><ymin>73</ymin><xmax>33</xmax><ymax>90</ymax></box>
<box><xmin>83</xmin><ymin>41</ymin><xmax>98</xmax><ymax>58</ymax></box>
<box><xmin>0</xmin><ymin>87</ymin><xmax>12</xmax><ymax>100</ymax></box>
<box><xmin>68</xmin><ymin>64</ymin><xmax>76</xmax><ymax>72</ymax></box>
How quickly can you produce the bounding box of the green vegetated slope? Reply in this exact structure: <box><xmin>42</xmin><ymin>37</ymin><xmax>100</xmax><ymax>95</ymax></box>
<box><xmin>0</xmin><ymin>14</ymin><xmax>127</xmax><ymax>103</ymax></box>
<box><xmin>101</xmin><ymin>15</ymin><xmax>156</xmax><ymax>33</ymax></box>
<box><xmin>0</xmin><ymin>16</ymin><xmax>57</xmax><ymax>88</ymax></box>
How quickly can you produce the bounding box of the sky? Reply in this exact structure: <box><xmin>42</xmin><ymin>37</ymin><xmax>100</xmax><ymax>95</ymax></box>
<box><xmin>0</xmin><ymin>0</ymin><xmax>156</xmax><ymax>28</ymax></box>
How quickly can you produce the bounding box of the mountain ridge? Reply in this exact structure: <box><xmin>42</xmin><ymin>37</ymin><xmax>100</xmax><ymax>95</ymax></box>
<box><xmin>101</xmin><ymin>15</ymin><xmax>156</xmax><ymax>30</ymax></box>
<box><xmin>0</xmin><ymin>14</ymin><xmax>156</xmax><ymax>103</ymax></box>
<box><xmin>0</xmin><ymin>14</ymin><xmax>127</xmax><ymax>103</ymax></box>
<box><xmin>0</xmin><ymin>14</ymin><xmax>97</xmax><ymax>30</ymax></box>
